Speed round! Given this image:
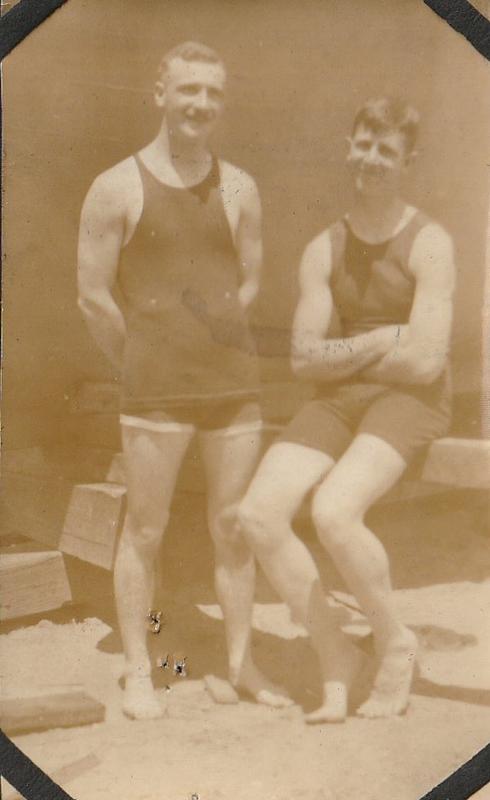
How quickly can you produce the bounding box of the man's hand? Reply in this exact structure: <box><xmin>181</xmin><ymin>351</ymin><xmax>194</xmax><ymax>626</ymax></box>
<box><xmin>361</xmin><ymin>224</ymin><xmax>454</xmax><ymax>386</ymax></box>
<box><xmin>238</xmin><ymin>280</ymin><xmax>259</xmax><ymax>311</ymax></box>
<box><xmin>291</xmin><ymin>227</ymin><xmax>411</xmax><ymax>382</ymax></box>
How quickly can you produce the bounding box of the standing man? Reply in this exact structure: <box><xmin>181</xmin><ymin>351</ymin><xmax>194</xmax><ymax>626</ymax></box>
<box><xmin>238</xmin><ymin>97</ymin><xmax>455</xmax><ymax>722</ymax></box>
<box><xmin>78</xmin><ymin>42</ymin><xmax>289</xmax><ymax>719</ymax></box>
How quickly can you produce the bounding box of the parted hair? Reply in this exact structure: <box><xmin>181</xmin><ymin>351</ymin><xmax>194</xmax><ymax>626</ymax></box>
<box><xmin>157</xmin><ymin>41</ymin><xmax>224</xmax><ymax>82</ymax></box>
<box><xmin>352</xmin><ymin>97</ymin><xmax>420</xmax><ymax>153</ymax></box>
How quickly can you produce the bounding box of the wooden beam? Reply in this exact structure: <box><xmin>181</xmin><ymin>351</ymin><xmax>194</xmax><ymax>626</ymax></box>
<box><xmin>1</xmin><ymin>474</ymin><xmax>73</xmax><ymax>549</ymax></box>
<box><xmin>421</xmin><ymin>437</ymin><xmax>490</xmax><ymax>489</ymax></box>
<box><xmin>0</xmin><ymin>690</ymin><xmax>105</xmax><ymax>735</ymax></box>
<box><xmin>0</xmin><ymin>550</ymin><xmax>72</xmax><ymax>620</ymax></box>
<box><xmin>59</xmin><ymin>483</ymin><xmax>126</xmax><ymax>570</ymax></box>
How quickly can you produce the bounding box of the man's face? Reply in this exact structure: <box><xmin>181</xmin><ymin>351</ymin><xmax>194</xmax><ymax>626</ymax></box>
<box><xmin>346</xmin><ymin>122</ymin><xmax>411</xmax><ymax>197</ymax></box>
<box><xmin>156</xmin><ymin>57</ymin><xmax>226</xmax><ymax>143</ymax></box>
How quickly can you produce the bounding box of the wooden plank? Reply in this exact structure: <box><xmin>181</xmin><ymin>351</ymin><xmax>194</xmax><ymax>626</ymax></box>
<box><xmin>60</xmin><ymin>483</ymin><xmax>126</xmax><ymax>569</ymax></box>
<box><xmin>0</xmin><ymin>690</ymin><xmax>105</xmax><ymax>734</ymax></box>
<box><xmin>381</xmin><ymin>479</ymin><xmax>449</xmax><ymax>505</ymax></box>
<box><xmin>63</xmin><ymin>483</ymin><xmax>126</xmax><ymax>545</ymax></box>
<box><xmin>0</xmin><ymin>550</ymin><xmax>72</xmax><ymax>620</ymax></box>
<box><xmin>60</xmin><ymin>532</ymin><xmax>116</xmax><ymax>571</ymax></box>
<box><xmin>1</xmin><ymin>474</ymin><xmax>73</xmax><ymax>548</ymax></box>
<box><xmin>422</xmin><ymin>437</ymin><xmax>490</xmax><ymax>489</ymax></box>
<box><xmin>2</xmin><ymin>471</ymin><xmax>125</xmax><ymax>556</ymax></box>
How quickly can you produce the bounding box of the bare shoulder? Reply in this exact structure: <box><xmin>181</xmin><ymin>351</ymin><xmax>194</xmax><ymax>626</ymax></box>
<box><xmin>298</xmin><ymin>228</ymin><xmax>332</xmax><ymax>287</ymax></box>
<box><xmin>409</xmin><ymin>219</ymin><xmax>455</xmax><ymax>279</ymax></box>
<box><xmin>218</xmin><ymin>159</ymin><xmax>260</xmax><ymax>201</ymax></box>
<box><xmin>83</xmin><ymin>156</ymin><xmax>141</xmax><ymax>216</ymax></box>
<box><xmin>411</xmin><ymin>220</ymin><xmax>454</xmax><ymax>261</ymax></box>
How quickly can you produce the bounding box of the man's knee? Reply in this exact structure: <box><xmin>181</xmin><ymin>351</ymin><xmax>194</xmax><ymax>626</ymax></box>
<box><xmin>209</xmin><ymin>504</ymin><xmax>242</xmax><ymax>549</ymax></box>
<box><xmin>311</xmin><ymin>489</ymin><xmax>358</xmax><ymax>550</ymax></box>
<box><xmin>237</xmin><ymin>498</ymin><xmax>284</xmax><ymax>551</ymax></box>
<box><xmin>124</xmin><ymin>508</ymin><xmax>170</xmax><ymax>556</ymax></box>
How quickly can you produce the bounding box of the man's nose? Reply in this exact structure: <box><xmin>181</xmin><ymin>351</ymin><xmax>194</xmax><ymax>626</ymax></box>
<box><xmin>194</xmin><ymin>89</ymin><xmax>211</xmax><ymax>110</ymax></box>
<box><xmin>364</xmin><ymin>145</ymin><xmax>381</xmax><ymax>166</ymax></box>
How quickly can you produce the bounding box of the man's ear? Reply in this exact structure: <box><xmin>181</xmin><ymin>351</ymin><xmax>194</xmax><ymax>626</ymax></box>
<box><xmin>154</xmin><ymin>80</ymin><xmax>166</xmax><ymax>109</ymax></box>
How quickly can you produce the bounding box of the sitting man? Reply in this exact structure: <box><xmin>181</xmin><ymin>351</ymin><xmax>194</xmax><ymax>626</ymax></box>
<box><xmin>238</xmin><ymin>97</ymin><xmax>455</xmax><ymax>722</ymax></box>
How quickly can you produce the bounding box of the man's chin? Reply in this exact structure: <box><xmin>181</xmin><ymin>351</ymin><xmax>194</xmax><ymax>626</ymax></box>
<box><xmin>356</xmin><ymin>176</ymin><xmax>389</xmax><ymax>196</ymax></box>
<box><xmin>180</xmin><ymin>120</ymin><xmax>213</xmax><ymax>140</ymax></box>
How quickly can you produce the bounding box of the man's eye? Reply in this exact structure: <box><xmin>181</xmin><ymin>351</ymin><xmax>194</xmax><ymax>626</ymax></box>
<box><xmin>379</xmin><ymin>146</ymin><xmax>395</xmax><ymax>158</ymax></box>
<box><xmin>180</xmin><ymin>85</ymin><xmax>198</xmax><ymax>95</ymax></box>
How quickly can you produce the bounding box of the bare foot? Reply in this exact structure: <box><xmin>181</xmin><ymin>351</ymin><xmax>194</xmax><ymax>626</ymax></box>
<box><xmin>203</xmin><ymin>674</ymin><xmax>239</xmax><ymax>705</ymax></box>
<box><xmin>234</xmin><ymin>661</ymin><xmax>294</xmax><ymax>709</ymax></box>
<box><xmin>123</xmin><ymin>673</ymin><xmax>166</xmax><ymax>720</ymax></box>
<box><xmin>356</xmin><ymin>628</ymin><xmax>418</xmax><ymax>719</ymax></box>
<box><xmin>305</xmin><ymin>645</ymin><xmax>366</xmax><ymax>725</ymax></box>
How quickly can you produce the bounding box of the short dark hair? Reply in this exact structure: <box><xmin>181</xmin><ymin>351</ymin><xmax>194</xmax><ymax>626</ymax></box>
<box><xmin>352</xmin><ymin>97</ymin><xmax>420</xmax><ymax>153</ymax></box>
<box><xmin>157</xmin><ymin>41</ymin><xmax>224</xmax><ymax>83</ymax></box>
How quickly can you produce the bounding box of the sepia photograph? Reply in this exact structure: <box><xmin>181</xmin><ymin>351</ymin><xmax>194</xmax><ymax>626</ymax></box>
<box><xmin>1</xmin><ymin>1</ymin><xmax>489</xmax><ymax>798</ymax></box>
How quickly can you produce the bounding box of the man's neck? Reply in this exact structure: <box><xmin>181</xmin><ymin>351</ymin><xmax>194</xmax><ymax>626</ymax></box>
<box><xmin>348</xmin><ymin>194</ymin><xmax>407</xmax><ymax>244</ymax></box>
<box><xmin>142</xmin><ymin>123</ymin><xmax>212</xmax><ymax>187</ymax></box>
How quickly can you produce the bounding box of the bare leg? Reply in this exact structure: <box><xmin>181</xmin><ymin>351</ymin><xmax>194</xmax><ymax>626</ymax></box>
<box><xmin>238</xmin><ymin>443</ymin><xmax>361</xmax><ymax>722</ymax></box>
<box><xmin>115</xmin><ymin>423</ymin><xmax>193</xmax><ymax>719</ymax></box>
<box><xmin>200</xmin><ymin>426</ymin><xmax>292</xmax><ymax>708</ymax></box>
<box><xmin>311</xmin><ymin>433</ymin><xmax>418</xmax><ymax>718</ymax></box>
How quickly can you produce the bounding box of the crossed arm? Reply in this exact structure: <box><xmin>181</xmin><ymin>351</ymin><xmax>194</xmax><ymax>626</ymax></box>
<box><xmin>291</xmin><ymin>231</ymin><xmax>404</xmax><ymax>382</ymax></box>
<box><xmin>77</xmin><ymin>171</ymin><xmax>128</xmax><ymax>371</ymax></box>
<box><xmin>360</xmin><ymin>223</ymin><xmax>455</xmax><ymax>384</ymax></box>
<box><xmin>291</xmin><ymin>223</ymin><xmax>455</xmax><ymax>385</ymax></box>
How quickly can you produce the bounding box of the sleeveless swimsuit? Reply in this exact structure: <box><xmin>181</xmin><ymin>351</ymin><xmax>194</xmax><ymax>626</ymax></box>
<box><xmin>279</xmin><ymin>210</ymin><xmax>452</xmax><ymax>463</ymax></box>
<box><xmin>118</xmin><ymin>155</ymin><xmax>260</xmax><ymax>415</ymax></box>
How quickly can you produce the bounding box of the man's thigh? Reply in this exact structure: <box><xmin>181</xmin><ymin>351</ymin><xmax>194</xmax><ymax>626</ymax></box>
<box><xmin>313</xmin><ymin>432</ymin><xmax>407</xmax><ymax>520</ymax></box>
<box><xmin>242</xmin><ymin>441</ymin><xmax>334</xmax><ymax>522</ymax></box>
<box><xmin>198</xmin><ymin>400</ymin><xmax>263</xmax><ymax>511</ymax></box>
<box><xmin>121</xmin><ymin>416</ymin><xmax>195</xmax><ymax>524</ymax></box>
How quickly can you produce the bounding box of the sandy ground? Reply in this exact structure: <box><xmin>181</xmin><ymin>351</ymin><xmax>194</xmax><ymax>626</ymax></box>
<box><xmin>1</xmin><ymin>496</ymin><xmax>489</xmax><ymax>800</ymax></box>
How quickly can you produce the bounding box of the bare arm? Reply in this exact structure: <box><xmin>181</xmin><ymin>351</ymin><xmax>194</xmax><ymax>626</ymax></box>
<box><xmin>77</xmin><ymin>173</ymin><xmax>127</xmax><ymax>370</ymax></box>
<box><xmin>361</xmin><ymin>223</ymin><xmax>455</xmax><ymax>385</ymax></box>
<box><xmin>234</xmin><ymin>173</ymin><xmax>263</xmax><ymax>310</ymax></box>
<box><xmin>291</xmin><ymin>232</ymin><xmax>403</xmax><ymax>382</ymax></box>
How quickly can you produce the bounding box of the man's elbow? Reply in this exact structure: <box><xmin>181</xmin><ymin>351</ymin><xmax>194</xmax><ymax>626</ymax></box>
<box><xmin>77</xmin><ymin>292</ymin><xmax>107</xmax><ymax>321</ymax></box>
<box><xmin>406</xmin><ymin>355</ymin><xmax>446</xmax><ymax>385</ymax></box>
<box><xmin>291</xmin><ymin>356</ymin><xmax>309</xmax><ymax>378</ymax></box>
<box><xmin>77</xmin><ymin>294</ymin><xmax>90</xmax><ymax>317</ymax></box>
<box><xmin>77</xmin><ymin>293</ymin><xmax>96</xmax><ymax>317</ymax></box>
